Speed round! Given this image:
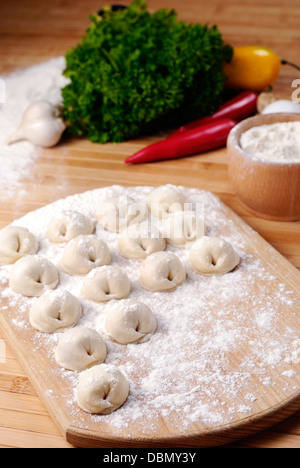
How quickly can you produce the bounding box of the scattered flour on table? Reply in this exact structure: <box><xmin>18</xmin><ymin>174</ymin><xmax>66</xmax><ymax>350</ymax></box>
<box><xmin>0</xmin><ymin>185</ymin><xmax>299</xmax><ymax>436</ymax></box>
<box><xmin>0</xmin><ymin>57</ymin><xmax>68</xmax><ymax>198</ymax></box>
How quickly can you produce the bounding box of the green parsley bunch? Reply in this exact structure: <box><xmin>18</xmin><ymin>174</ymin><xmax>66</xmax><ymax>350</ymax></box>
<box><xmin>62</xmin><ymin>0</ymin><xmax>233</xmax><ymax>143</ymax></box>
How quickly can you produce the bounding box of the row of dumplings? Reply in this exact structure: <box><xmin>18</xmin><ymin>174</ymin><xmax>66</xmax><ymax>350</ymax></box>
<box><xmin>0</xmin><ymin>186</ymin><xmax>240</xmax><ymax>415</ymax></box>
<box><xmin>0</xmin><ymin>186</ymin><xmax>240</xmax><ymax>299</ymax></box>
<box><xmin>0</xmin><ymin>221</ymin><xmax>151</xmax><ymax>414</ymax></box>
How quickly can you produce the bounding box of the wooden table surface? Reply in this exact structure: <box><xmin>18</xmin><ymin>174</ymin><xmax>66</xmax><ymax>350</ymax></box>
<box><xmin>0</xmin><ymin>0</ymin><xmax>300</xmax><ymax>449</ymax></box>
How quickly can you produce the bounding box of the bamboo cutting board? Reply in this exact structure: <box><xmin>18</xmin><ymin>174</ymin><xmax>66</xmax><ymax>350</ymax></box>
<box><xmin>0</xmin><ymin>185</ymin><xmax>299</xmax><ymax>448</ymax></box>
<box><xmin>1</xmin><ymin>0</ymin><xmax>300</xmax><ymax>449</ymax></box>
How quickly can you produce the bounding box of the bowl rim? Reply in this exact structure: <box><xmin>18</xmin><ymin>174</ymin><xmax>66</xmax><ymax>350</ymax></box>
<box><xmin>227</xmin><ymin>112</ymin><xmax>300</xmax><ymax>166</ymax></box>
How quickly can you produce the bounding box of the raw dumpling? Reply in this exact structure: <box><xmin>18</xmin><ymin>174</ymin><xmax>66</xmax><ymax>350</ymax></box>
<box><xmin>104</xmin><ymin>299</ymin><xmax>157</xmax><ymax>344</ymax></box>
<box><xmin>29</xmin><ymin>289</ymin><xmax>82</xmax><ymax>333</ymax></box>
<box><xmin>139</xmin><ymin>251</ymin><xmax>186</xmax><ymax>292</ymax></box>
<box><xmin>47</xmin><ymin>210</ymin><xmax>95</xmax><ymax>244</ymax></box>
<box><xmin>9</xmin><ymin>255</ymin><xmax>59</xmax><ymax>297</ymax></box>
<box><xmin>117</xmin><ymin>224</ymin><xmax>166</xmax><ymax>260</ymax></box>
<box><xmin>77</xmin><ymin>364</ymin><xmax>129</xmax><ymax>414</ymax></box>
<box><xmin>0</xmin><ymin>226</ymin><xmax>39</xmax><ymax>265</ymax></box>
<box><xmin>189</xmin><ymin>236</ymin><xmax>240</xmax><ymax>275</ymax></box>
<box><xmin>161</xmin><ymin>210</ymin><xmax>205</xmax><ymax>247</ymax></box>
<box><xmin>60</xmin><ymin>235</ymin><xmax>111</xmax><ymax>276</ymax></box>
<box><xmin>55</xmin><ymin>326</ymin><xmax>107</xmax><ymax>371</ymax></box>
<box><xmin>96</xmin><ymin>195</ymin><xmax>148</xmax><ymax>232</ymax></box>
<box><xmin>146</xmin><ymin>185</ymin><xmax>185</xmax><ymax>218</ymax></box>
<box><xmin>81</xmin><ymin>265</ymin><xmax>131</xmax><ymax>302</ymax></box>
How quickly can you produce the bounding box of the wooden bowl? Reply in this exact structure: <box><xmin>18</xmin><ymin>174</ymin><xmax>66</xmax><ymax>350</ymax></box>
<box><xmin>227</xmin><ymin>113</ymin><xmax>300</xmax><ymax>221</ymax></box>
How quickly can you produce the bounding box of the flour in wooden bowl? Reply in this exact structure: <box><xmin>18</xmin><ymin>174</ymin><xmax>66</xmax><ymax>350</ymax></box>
<box><xmin>240</xmin><ymin>121</ymin><xmax>300</xmax><ymax>163</ymax></box>
<box><xmin>0</xmin><ymin>185</ymin><xmax>299</xmax><ymax>441</ymax></box>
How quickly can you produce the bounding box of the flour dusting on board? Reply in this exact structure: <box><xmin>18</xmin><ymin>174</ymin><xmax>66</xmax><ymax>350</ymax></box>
<box><xmin>0</xmin><ymin>57</ymin><xmax>68</xmax><ymax>198</ymax></box>
<box><xmin>0</xmin><ymin>185</ymin><xmax>299</xmax><ymax>438</ymax></box>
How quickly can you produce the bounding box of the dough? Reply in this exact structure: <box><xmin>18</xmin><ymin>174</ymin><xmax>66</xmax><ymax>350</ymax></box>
<box><xmin>60</xmin><ymin>235</ymin><xmax>111</xmax><ymax>276</ymax></box>
<box><xmin>146</xmin><ymin>185</ymin><xmax>185</xmax><ymax>218</ymax></box>
<box><xmin>46</xmin><ymin>210</ymin><xmax>95</xmax><ymax>244</ymax></box>
<box><xmin>189</xmin><ymin>236</ymin><xmax>240</xmax><ymax>275</ymax></box>
<box><xmin>9</xmin><ymin>255</ymin><xmax>59</xmax><ymax>297</ymax></box>
<box><xmin>29</xmin><ymin>289</ymin><xmax>82</xmax><ymax>333</ymax></box>
<box><xmin>139</xmin><ymin>251</ymin><xmax>186</xmax><ymax>292</ymax></box>
<box><xmin>104</xmin><ymin>299</ymin><xmax>157</xmax><ymax>344</ymax></box>
<box><xmin>117</xmin><ymin>224</ymin><xmax>166</xmax><ymax>260</ymax></box>
<box><xmin>81</xmin><ymin>265</ymin><xmax>131</xmax><ymax>302</ymax></box>
<box><xmin>161</xmin><ymin>210</ymin><xmax>205</xmax><ymax>247</ymax></box>
<box><xmin>0</xmin><ymin>226</ymin><xmax>39</xmax><ymax>265</ymax></box>
<box><xmin>55</xmin><ymin>326</ymin><xmax>107</xmax><ymax>371</ymax></box>
<box><xmin>96</xmin><ymin>195</ymin><xmax>148</xmax><ymax>232</ymax></box>
<box><xmin>77</xmin><ymin>364</ymin><xmax>129</xmax><ymax>414</ymax></box>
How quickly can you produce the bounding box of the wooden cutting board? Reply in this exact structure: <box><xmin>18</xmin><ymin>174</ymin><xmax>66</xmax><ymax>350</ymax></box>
<box><xmin>0</xmin><ymin>185</ymin><xmax>299</xmax><ymax>448</ymax></box>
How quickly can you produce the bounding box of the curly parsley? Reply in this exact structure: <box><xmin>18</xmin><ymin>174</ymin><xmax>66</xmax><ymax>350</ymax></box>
<box><xmin>62</xmin><ymin>0</ymin><xmax>233</xmax><ymax>143</ymax></box>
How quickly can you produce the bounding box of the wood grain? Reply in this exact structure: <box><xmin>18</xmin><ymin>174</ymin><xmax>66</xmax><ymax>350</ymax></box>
<box><xmin>0</xmin><ymin>0</ymin><xmax>300</xmax><ymax>449</ymax></box>
<box><xmin>1</xmin><ymin>189</ymin><xmax>300</xmax><ymax>448</ymax></box>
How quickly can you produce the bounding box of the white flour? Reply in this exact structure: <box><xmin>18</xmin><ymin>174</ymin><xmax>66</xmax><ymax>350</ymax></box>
<box><xmin>240</xmin><ymin>121</ymin><xmax>300</xmax><ymax>163</ymax></box>
<box><xmin>0</xmin><ymin>57</ymin><xmax>68</xmax><ymax>198</ymax></box>
<box><xmin>0</xmin><ymin>185</ymin><xmax>299</xmax><ymax>440</ymax></box>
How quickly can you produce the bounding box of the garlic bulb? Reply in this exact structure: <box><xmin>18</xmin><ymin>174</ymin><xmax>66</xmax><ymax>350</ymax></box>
<box><xmin>6</xmin><ymin>100</ymin><xmax>66</xmax><ymax>148</ymax></box>
<box><xmin>262</xmin><ymin>99</ymin><xmax>300</xmax><ymax>115</ymax></box>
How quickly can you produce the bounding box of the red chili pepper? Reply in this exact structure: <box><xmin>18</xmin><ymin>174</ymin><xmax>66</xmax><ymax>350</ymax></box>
<box><xmin>125</xmin><ymin>118</ymin><xmax>236</xmax><ymax>164</ymax></box>
<box><xmin>168</xmin><ymin>91</ymin><xmax>257</xmax><ymax>138</ymax></box>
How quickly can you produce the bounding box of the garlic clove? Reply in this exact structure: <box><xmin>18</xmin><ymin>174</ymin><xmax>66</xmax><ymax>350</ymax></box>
<box><xmin>262</xmin><ymin>99</ymin><xmax>300</xmax><ymax>115</ymax></box>
<box><xmin>6</xmin><ymin>128</ymin><xmax>26</xmax><ymax>146</ymax></box>
<box><xmin>20</xmin><ymin>100</ymin><xmax>59</xmax><ymax>123</ymax></box>
<box><xmin>6</xmin><ymin>100</ymin><xmax>66</xmax><ymax>148</ymax></box>
<box><xmin>7</xmin><ymin>118</ymin><xmax>66</xmax><ymax>148</ymax></box>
